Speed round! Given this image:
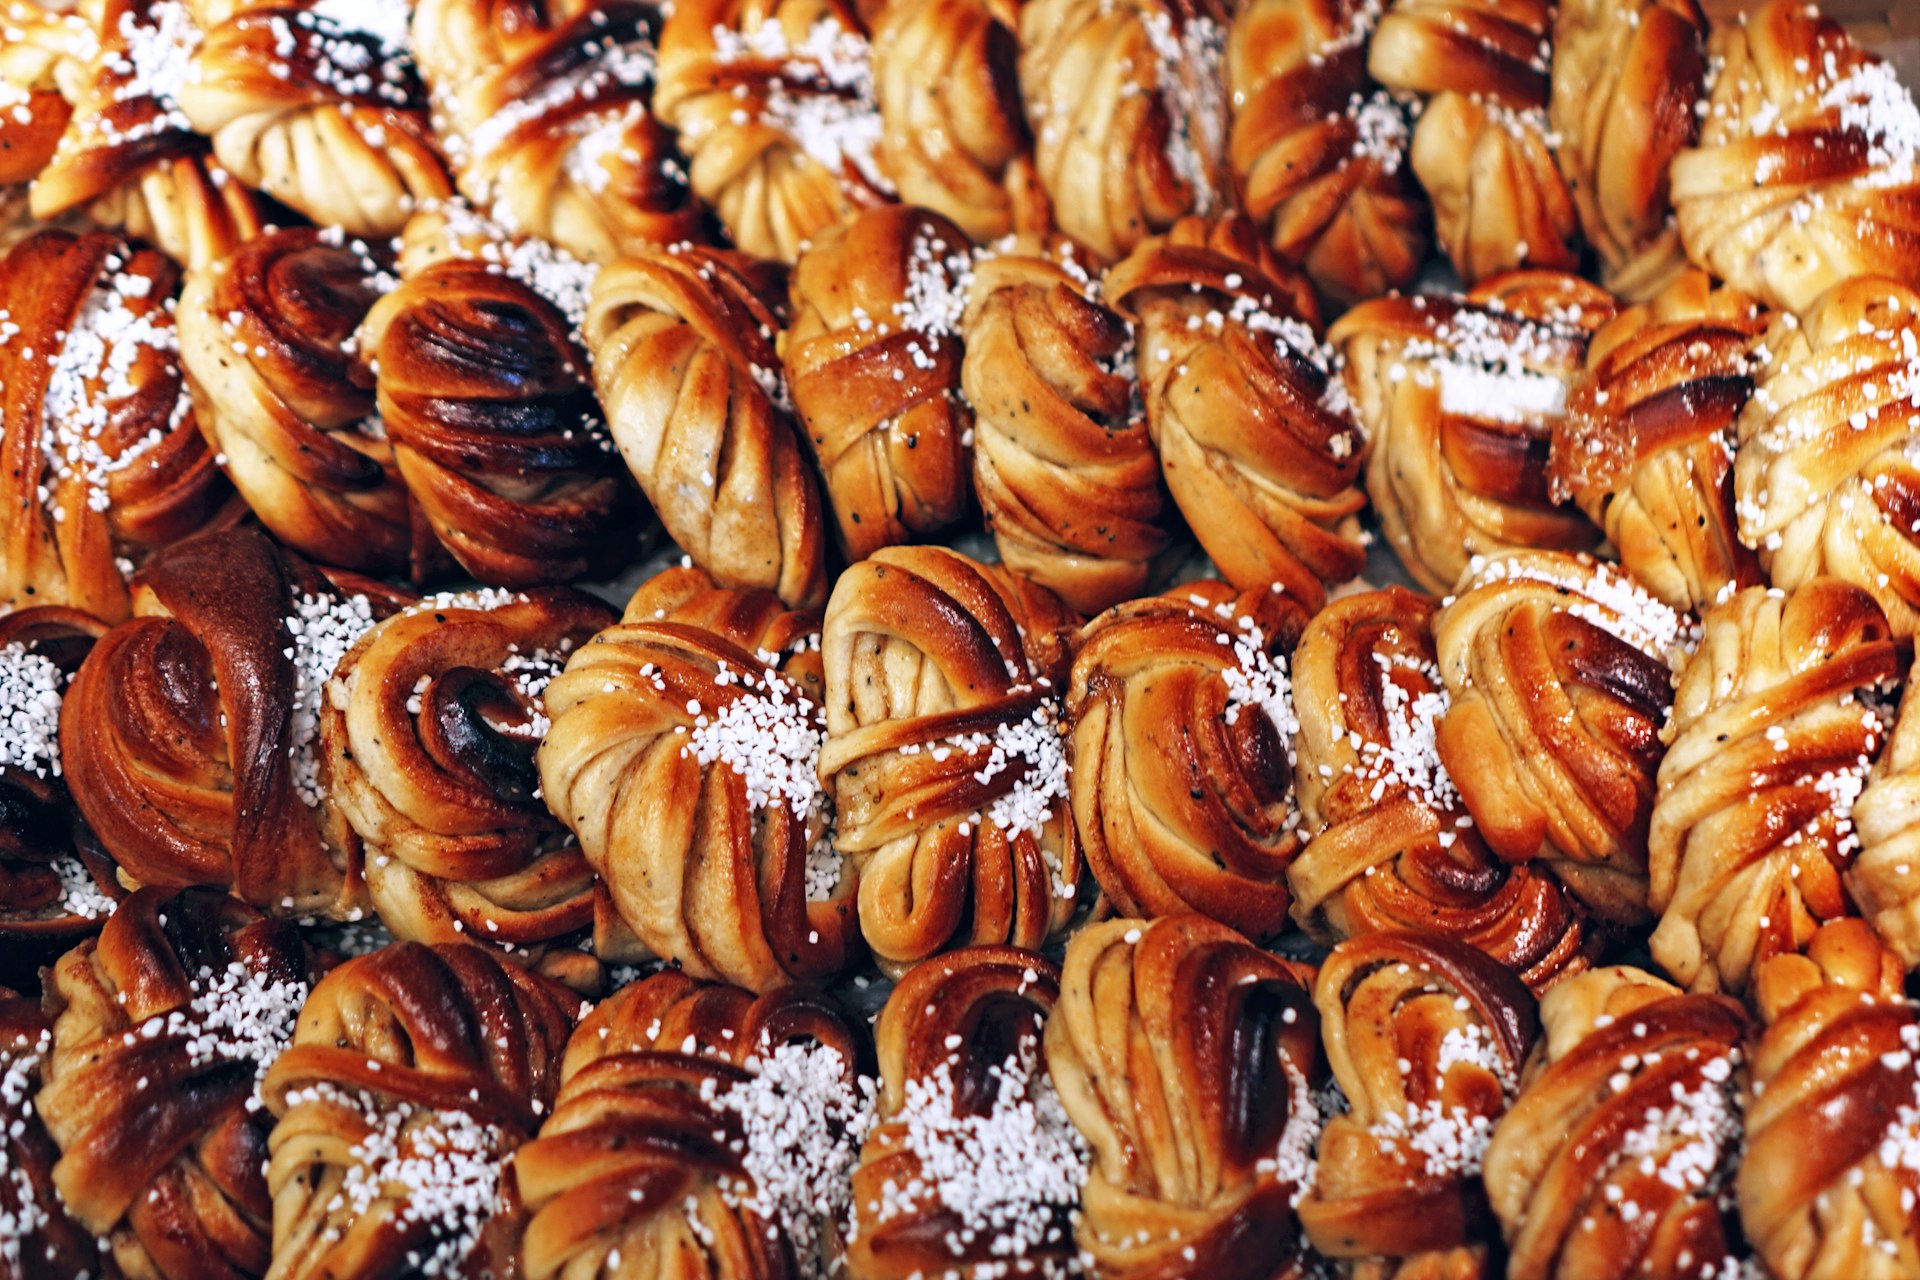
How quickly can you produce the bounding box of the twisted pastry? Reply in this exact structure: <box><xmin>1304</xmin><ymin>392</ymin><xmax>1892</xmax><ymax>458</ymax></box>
<box><xmin>871</xmin><ymin>0</ymin><xmax>1035</xmax><ymax>242</ymax></box>
<box><xmin>783</xmin><ymin>204</ymin><xmax>975</xmax><ymax>561</ymax></box>
<box><xmin>586</xmin><ymin>243</ymin><xmax>829</xmax><ymax>608</ymax></box>
<box><xmin>321</xmin><ymin>587</ymin><xmax>614</xmax><ymax>950</ymax></box>
<box><xmin>1104</xmin><ymin>215</ymin><xmax>1364</xmax><ymax>610</ymax></box>
<box><xmin>1551</xmin><ymin>269</ymin><xmax>1767</xmax><ymax>614</ymax></box>
<box><xmin>1549</xmin><ymin>0</ymin><xmax>1706</xmax><ymax>300</ymax></box>
<box><xmin>0</xmin><ymin>606</ymin><xmax>121</xmax><ymax>952</ymax></box>
<box><xmin>38</xmin><ymin>887</ymin><xmax>317</xmax><ymax>1280</ymax></box>
<box><xmin>1018</xmin><ymin>0</ymin><xmax>1230</xmax><ymax>262</ymax></box>
<box><xmin>1649</xmin><ymin>578</ymin><xmax>1900</xmax><ymax>995</ymax></box>
<box><xmin>412</xmin><ymin>0</ymin><xmax>698</xmax><ymax>262</ymax></box>
<box><xmin>177</xmin><ymin>227</ymin><xmax>432</xmax><ymax>580</ymax></box>
<box><xmin>539</xmin><ymin>564</ymin><xmax>859</xmax><ymax>989</ymax></box>
<box><xmin>1047</xmin><ymin>915</ymin><xmax>1324</xmax><ymax>1278</ymax></box>
<box><xmin>60</xmin><ymin>527</ymin><xmax>411</xmax><ymax>917</ymax></box>
<box><xmin>0</xmin><ymin>0</ymin><xmax>92</xmax><ymax>189</ymax></box>
<box><xmin>962</xmin><ymin>237</ymin><xmax>1171</xmax><ymax>614</ymax></box>
<box><xmin>260</xmin><ymin>940</ymin><xmax>580</xmax><ymax>1280</ymax></box>
<box><xmin>1734</xmin><ymin>275</ymin><xmax>1920</xmax><ymax>636</ymax></box>
<box><xmin>0</xmin><ymin>986</ymin><xmax>116</xmax><ymax>1280</ymax></box>
<box><xmin>849</xmin><ymin>947</ymin><xmax>1084</xmax><ymax>1279</ymax></box>
<box><xmin>30</xmin><ymin>0</ymin><xmax>263</xmax><ymax>270</ymax></box>
<box><xmin>512</xmin><ymin>971</ymin><xmax>874</xmax><ymax>1280</ymax></box>
<box><xmin>1743</xmin><ymin>919</ymin><xmax>1920</xmax><ymax>1279</ymax></box>
<box><xmin>1288</xmin><ymin>586</ymin><xmax>1595</xmax><ymax>993</ymax></box>
<box><xmin>1367</xmin><ymin>0</ymin><xmax>1579</xmax><ymax>283</ymax></box>
<box><xmin>177</xmin><ymin>4</ymin><xmax>452</xmax><ymax>238</ymax></box>
<box><xmin>819</xmin><ymin>545</ymin><xmax>1082</xmax><ymax>972</ymax></box>
<box><xmin>1066</xmin><ymin>579</ymin><xmax>1308</xmax><ymax>942</ymax></box>
<box><xmin>0</xmin><ymin>229</ymin><xmax>238</xmax><ymax>621</ymax></box>
<box><xmin>1671</xmin><ymin>0</ymin><xmax>1920</xmax><ymax>317</ymax></box>
<box><xmin>1434</xmin><ymin>551</ymin><xmax>1694</xmax><ymax>925</ymax></box>
<box><xmin>1481</xmin><ymin>966</ymin><xmax>1749</xmax><ymax>1280</ymax></box>
<box><xmin>1225</xmin><ymin>0</ymin><xmax>1429</xmax><ymax>307</ymax></box>
<box><xmin>1853</xmin><ymin>654</ymin><xmax>1920</xmax><ymax>970</ymax></box>
<box><xmin>655</xmin><ymin>0</ymin><xmax>892</xmax><ymax>263</ymax></box>
<box><xmin>358</xmin><ymin>205</ymin><xmax>643</xmax><ymax>586</ymax></box>
<box><xmin>1299</xmin><ymin>932</ymin><xmax>1538</xmax><ymax>1277</ymax></box>
<box><xmin>1328</xmin><ymin>271</ymin><xmax>1615</xmax><ymax>592</ymax></box>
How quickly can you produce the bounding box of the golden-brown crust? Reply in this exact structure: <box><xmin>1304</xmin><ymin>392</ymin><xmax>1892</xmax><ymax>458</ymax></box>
<box><xmin>1368</xmin><ymin>0</ymin><xmax>1579</xmax><ymax>283</ymax></box>
<box><xmin>963</xmin><ymin>238</ymin><xmax>1172</xmax><ymax>614</ymax></box>
<box><xmin>0</xmin><ymin>985</ymin><xmax>119</xmax><ymax>1280</ymax></box>
<box><xmin>871</xmin><ymin>0</ymin><xmax>1035</xmax><ymax>242</ymax></box>
<box><xmin>30</xmin><ymin>0</ymin><xmax>265</xmax><ymax>270</ymax></box>
<box><xmin>820</xmin><ymin>545</ymin><xmax>1083</xmax><ymax>971</ymax></box>
<box><xmin>1742</xmin><ymin>919</ymin><xmax>1920</xmax><ymax>1279</ymax></box>
<box><xmin>1735</xmin><ymin>275</ymin><xmax>1920</xmax><ymax>635</ymax></box>
<box><xmin>1671</xmin><ymin>0</ymin><xmax>1920</xmax><ymax>317</ymax></box>
<box><xmin>1018</xmin><ymin>0</ymin><xmax>1231</xmax><ymax>263</ymax></box>
<box><xmin>412</xmin><ymin>0</ymin><xmax>699</xmax><ymax>262</ymax></box>
<box><xmin>1328</xmin><ymin>272</ymin><xmax>1614</xmax><ymax>592</ymax></box>
<box><xmin>0</xmin><ymin>0</ymin><xmax>91</xmax><ymax>188</ymax></box>
<box><xmin>1552</xmin><ymin>269</ymin><xmax>1767</xmax><ymax>613</ymax></box>
<box><xmin>1288</xmin><ymin>586</ymin><xmax>1596</xmax><ymax>993</ymax></box>
<box><xmin>1433</xmin><ymin>551</ymin><xmax>1691</xmax><ymax>926</ymax></box>
<box><xmin>1299</xmin><ymin>932</ymin><xmax>1538</xmax><ymax>1274</ymax></box>
<box><xmin>38</xmin><ymin>887</ymin><xmax>317</xmax><ymax>1280</ymax></box>
<box><xmin>538</xmin><ymin>564</ymin><xmax>862</xmax><ymax>990</ymax></box>
<box><xmin>1853</xmin><ymin>651</ymin><xmax>1920</xmax><ymax>970</ymax></box>
<box><xmin>514</xmin><ymin>973</ymin><xmax>871</xmax><ymax>1280</ymax></box>
<box><xmin>0</xmin><ymin>229</ymin><xmax>240</xmax><ymax>621</ymax></box>
<box><xmin>784</xmin><ymin>204</ymin><xmax>975</xmax><ymax>561</ymax></box>
<box><xmin>1549</xmin><ymin>0</ymin><xmax>1706</xmax><ymax>300</ymax></box>
<box><xmin>177</xmin><ymin>227</ymin><xmax>439</xmax><ymax>580</ymax></box>
<box><xmin>655</xmin><ymin>0</ymin><xmax>891</xmax><ymax>264</ymax></box>
<box><xmin>177</xmin><ymin>7</ymin><xmax>452</xmax><ymax>237</ymax></box>
<box><xmin>1104</xmin><ymin>214</ymin><xmax>1364</xmax><ymax>610</ymax></box>
<box><xmin>1066</xmin><ymin>579</ymin><xmax>1308</xmax><ymax>942</ymax></box>
<box><xmin>1046</xmin><ymin>914</ymin><xmax>1323</xmax><ymax>1279</ymax></box>
<box><xmin>359</xmin><ymin>208</ymin><xmax>645</xmax><ymax>586</ymax></box>
<box><xmin>321</xmin><ymin>587</ymin><xmax>615</xmax><ymax>950</ymax></box>
<box><xmin>848</xmin><ymin>946</ymin><xmax>1077</xmax><ymax>1278</ymax></box>
<box><xmin>260</xmin><ymin>940</ymin><xmax>581</xmax><ymax>1280</ymax></box>
<box><xmin>1226</xmin><ymin>0</ymin><xmax>1428</xmax><ymax>307</ymax></box>
<box><xmin>1650</xmin><ymin>578</ymin><xmax>1901</xmax><ymax>994</ymax></box>
<box><xmin>0</xmin><ymin>606</ymin><xmax>123</xmax><ymax>950</ymax></box>
<box><xmin>1482</xmin><ymin>966</ymin><xmax>1749</xmax><ymax>1280</ymax></box>
<box><xmin>586</xmin><ymin>244</ymin><xmax>829</xmax><ymax>608</ymax></box>
<box><xmin>59</xmin><ymin>528</ymin><xmax>409</xmax><ymax>917</ymax></box>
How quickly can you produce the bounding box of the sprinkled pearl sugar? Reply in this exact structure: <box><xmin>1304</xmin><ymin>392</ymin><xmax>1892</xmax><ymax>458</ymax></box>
<box><xmin>287</xmin><ymin>591</ymin><xmax>380</xmax><ymax>808</ymax></box>
<box><xmin>1217</xmin><ymin>616</ymin><xmax>1301</xmax><ymax>761</ymax></box>
<box><xmin>304</xmin><ymin>0</ymin><xmax>412</xmax><ymax>52</ymax></box>
<box><xmin>432</xmin><ymin>202</ymin><xmax>602</xmax><ymax>344</ymax></box>
<box><xmin>1257</xmin><ymin>1054</ymin><xmax>1324</xmax><ymax>1208</ymax></box>
<box><xmin>1138</xmin><ymin>9</ymin><xmax>1225</xmax><ymax>214</ymax></box>
<box><xmin>707</xmin><ymin>18</ymin><xmax>894</xmax><ymax>196</ymax></box>
<box><xmin>50</xmin><ymin>857</ymin><xmax>114</xmax><ymax>921</ymax></box>
<box><xmin>682</xmin><ymin>662</ymin><xmax>826</xmax><ymax>818</ymax></box>
<box><xmin>1459</xmin><ymin>554</ymin><xmax>1700</xmax><ymax>665</ymax></box>
<box><xmin>870</xmin><ymin>1036</ymin><xmax>1087</xmax><ymax>1266</ymax></box>
<box><xmin>39</xmin><ymin>259</ymin><xmax>188</xmax><ymax>516</ymax></box>
<box><xmin>121</xmin><ymin>960</ymin><xmax>308</xmax><ymax>1107</ymax></box>
<box><xmin>462</xmin><ymin>29</ymin><xmax>658</xmax><ymax>189</ymax></box>
<box><xmin>1608</xmin><ymin>1051</ymin><xmax>1742</xmax><ymax>1200</ymax></box>
<box><xmin>709</xmin><ymin>1040</ymin><xmax>875</xmax><ymax>1274</ymax></box>
<box><xmin>0</xmin><ymin>1029</ymin><xmax>57</xmax><ymax>1270</ymax></box>
<box><xmin>312</xmin><ymin>1087</ymin><xmax>506</xmax><ymax>1277</ymax></box>
<box><xmin>0</xmin><ymin>643</ymin><xmax>65</xmax><ymax>779</ymax></box>
<box><xmin>86</xmin><ymin>0</ymin><xmax>198</xmax><ymax>146</ymax></box>
<box><xmin>1353</xmin><ymin>650</ymin><xmax>1457</xmax><ymax>811</ymax></box>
